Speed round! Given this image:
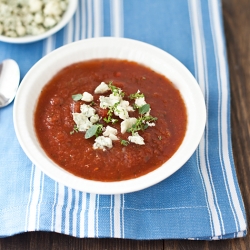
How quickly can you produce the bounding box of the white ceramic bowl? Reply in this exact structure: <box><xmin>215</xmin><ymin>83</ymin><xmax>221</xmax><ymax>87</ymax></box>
<box><xmin>0</xmin><ymin>0</ymin><xmax>77</xmax><ymax>44</ymax></box>
<box><xmin>13</xmin><ymin>37</ymin><xmax>206</xmax><ymax>194</ymax></box>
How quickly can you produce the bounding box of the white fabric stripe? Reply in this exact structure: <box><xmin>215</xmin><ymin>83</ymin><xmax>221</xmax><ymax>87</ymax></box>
<box><xmin>25</xmin><ymin>164</ymin><xmax>35</xmax><ymax>231</ymax></box>
<box><xmin>64</xmin><ymin>188</ymin><xmax>73</xmax><ymax>235</ymax></box>
<box><xmin>35</xmin><ymin>172</ymin><xmax>44</xmax><ymax>229</ymax></box>
<box><xmin>50</xmin><ymin>182</ymin><xmax>58</xmax><ymax>231</ymax></box>
<box><xmin>121</xmin><ymin>194</ymin><xmax>125</xmax><ymax>238</ymax></box>
<box><xmin>72</xmin><ymin>190</ymin><xmax>79</xmax><ymax>237</ymax></box>
<box><xmin>188</xmin><ymin>0</ymin><xmax>222</xmax><ymax>236</ymax></box>
<box><xmin>81</xmin><ymin>0</ymin><xmax>87</xmax><ymax>39</ymax></box>
<box><xmin>114</xmin><ymin>194</ymin><xmax>121</xmax><ymax>238</ymax></box>
<box><xmin>110</xmin><ymin>195</ymin><xmax>113</xmax><ymax>237</ymax></box>
<box><xmin>95</xmin><ymin>195</ymin><xmax>100</xmax><ymax>236</ymax></box>
<box><xmin>88</xmin><ymin>193</ymin><xmax>96</xmax><ymax>237</ymax></box>
<box><xmin>199</xmin><ymin>138</ymin><xmax>221</xmax><ymax>236</ymax></box>
<box><xmin>26</xmin><ymin>166</ymin><xmax>42</xmax><ymax>231</ymax></box>
<box><xmin>208</xmin><ymin>0</ymin><xmax>246</xmax><ymax>231</ymax></box>
<box><xmin>196</xmin><ymin>149</ymin><xmax>214</xmax><ymax>234</ymax></box>
<box><xmin>87</xmin><ymin>0</ymin><xmax>93</xmax><ymax>38</ymax></box>
<box><xmin>237</xmin><ymin>231</ymin><xmax>244</xmax><ymax>238</ymax></box>
<box><xmin>74</xmin><ymin>1</ymin><xmax>81</xmax><ymax>41</ymax></box>
<box><xmin>110</xmin><ymin>0</ymin><xmax>124</xmax><ymax>37</ymax></box>
<box><xmin>209</xmin><ymin>5</ymin><xmax>238</xmax><ymax>233</ymax></box>
<box><xmin>79</xmin><ymin>192</ymin><xmax>87</xmax><ymax>237</ymax></box>
<box><xmin>55</xmin><ymin>183</ymin><xmax>64</xmax><ymax>233</ymax></box>
<box><xmin>64</xmin><ymin>16</ymin><xmax>74</xmax><ymax>44</ymax></box>
<box><xmin>93</xmin><ymin>0</ymin><xmax>103</xmax><ymax>37</ymax></box>
<box><xmin>43</xmin><ymin>36</ymin><xmax>54</xmax><ymax>55</ymax></box>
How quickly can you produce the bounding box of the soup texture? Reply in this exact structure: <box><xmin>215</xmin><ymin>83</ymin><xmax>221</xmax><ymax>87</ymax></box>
<box><xmin>34</xmin><ymin>59</ymin><xmax>187</xmax><ymax>181</ymax></box>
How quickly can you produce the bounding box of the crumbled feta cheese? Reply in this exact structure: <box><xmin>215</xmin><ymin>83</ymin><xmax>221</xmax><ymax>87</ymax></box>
<box><xmin>16</xmin><ymin>25</ymin><xmax>26</xmax><ymax>36</ymax></box>
<box><xmin>103</xmin><ymin>126</ymin><xmax>119</xmax><ymax>140</ymax></box>
<box><xmin>103</xmin><ymin>126</ymin><xmax>118</xmax><ymax>137</ymax></box>
<box><xmin>34</xmin><ymin>12</ymin><xmax>44</xmax><ymax>24</ymax></box>
<box><xmin>93</xmin><ymin>136</ymin><xmax>113</xmax><ymax>150</ymax></box>
<box><xmin>29</xmin><ymin>0</ymin><xmax>43</xmax><ymax>13</ymax></box>
<box><xmin>71</xmin><ymin>81</ymin><xmax>157</xmax><ymax>150</ymax></box>
<box><xmin>44</xmin><ymin>16</ymin><xmax>57</xmax><ymax>28</ymax></box>
<box><xmin>109</xmin><ymin>133</ymin><xmax>119</xmax><ymax>141</ymax></box>
<box><xmin>44</xmin><ymin>1</ymin><xmax>64</xmax><ymax>16</ymax></box>
<box><xmin>94</xmin><ymin>82</ymin><xmax>110</xmax><ymax>94</ymax></box>
<box><xmin>90</xmin><ymin>114</ymin><xmax>99</xmax><ymax>124</ymax></box>
<box><xmin>120</xmin><ymin>117</ymin><xmax>137</xmax><ymax>134</ymax></box>
<box><xmin>114</xmin><ymin>100</ymin><xmax>134</xmax><ymax>120</ymax></box>
<box><xmin>99</xmin><ymin>94</ymin><xmax>121</xmax><ymax>109</ymax></box>
<box><xmin>135</xmin><ymin>96</ymin><xmax>147</xmax><ymax>107</ymax></box>
<box><xmin>114</xmin><ymin>105</ymin><xmax>128</xmax><ymax>120</ymax></box>
<box><xmin>80</xmin><ymin>104</ymin><xmax>96</xmax><ymax>117</ymax></box>
<box><xmin>72</xmin><ymin>113</ymin><xmax>92</xmax><ymax>132</ymax></box>
<box><xmin>128</xmin><ymin>132</ymin><xmax>145</xmax><ymax>145</ymax></box>
<box><xmin>146</xmin><ymin>121</ymin><xmax>155</xmax><ymax>127</ymax></box>
<box><xmin>81</xmin><ymin>92</ymin><xmax>94</xmax><ymax>102</ymax></box>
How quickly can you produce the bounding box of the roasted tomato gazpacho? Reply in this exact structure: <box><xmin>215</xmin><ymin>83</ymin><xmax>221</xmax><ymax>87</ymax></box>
<box><xmin>34</xmin><ymin>59</ymin><xmax>187</xmax><ymax>181</ymax></box>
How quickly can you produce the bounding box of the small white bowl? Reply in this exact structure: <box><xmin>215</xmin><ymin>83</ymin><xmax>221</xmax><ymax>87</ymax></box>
<box><xmin>0</xmin><ymin>0</ymin><xmax>77</xmax><ymax>44</ymax></box>
<box><xmin>13</xmin><ymin>37</ymin><xmax>206</xmax><ymax>194</ymax></box>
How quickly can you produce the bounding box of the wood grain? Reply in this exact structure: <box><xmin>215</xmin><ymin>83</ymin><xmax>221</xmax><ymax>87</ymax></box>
<box><xmin>0</xmin><ymin>0</ymin><xmax>249</xmax><ymax>249</ymax></box>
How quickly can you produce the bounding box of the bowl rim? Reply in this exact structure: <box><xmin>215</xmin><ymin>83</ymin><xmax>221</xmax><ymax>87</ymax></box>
<box><xmin>13</xmin><ymin>37</ymin><xmax>206</xmax><ymax>194</ymax></box>
<box><xmin>0</xmin><ymin>0</ymin><xmax>78</xmax><ymax>44</ymax></box>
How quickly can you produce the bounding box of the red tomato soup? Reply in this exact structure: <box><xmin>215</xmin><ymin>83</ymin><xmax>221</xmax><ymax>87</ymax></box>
<box><xmin>34</xmin><ymin>59</ymin><xmax>187</xmax><ymax>181</ymax></box>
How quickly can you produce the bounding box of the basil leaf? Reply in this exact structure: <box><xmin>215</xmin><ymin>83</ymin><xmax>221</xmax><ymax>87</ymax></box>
<box><xmin>139</xmin><ymin>104</ymin><xmax>150</xmax><ymax>114</ymax></box>
<box><xmin>72</xmin><ymin>94</ymin><xmax>82</xmax><ymax>101</ymax></box>
<box><xmin>85</xmin><ymin>124</ymin><xmax>103</xmax><ymax>139</ymax></box>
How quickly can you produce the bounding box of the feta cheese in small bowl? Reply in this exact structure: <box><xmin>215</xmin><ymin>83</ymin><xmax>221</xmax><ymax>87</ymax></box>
<box><xmin>0</xmin><ymin>0</ymin><xmax>77</xmax><ymax>43</ymax></box>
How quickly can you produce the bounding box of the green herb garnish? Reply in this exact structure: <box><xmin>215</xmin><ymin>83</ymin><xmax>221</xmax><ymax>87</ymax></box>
<box><xmin>108</xmin><ymin>81</ymin><xmax>125</xmax><ymax>97</ymax></box>
<box><xmin>121</xmin><ymin>140</ymin><xmax>130</xmax><ymax>146</ymax></box>
<box><xmin>139</xmin><ymin>104</ymin><xmax>150</xmax><ymax>115</ymax></box>
<box><xmin>129</xmin><ymin>92</ymin><xmax>144</xmax><ymax>99</ymax></box>
<box><xmin>85</xmin><ymin>124</ymin><xmax>103</xmax><ymax>139</ymax></box>
<box><xmin>127</xmin><ymin>114</ymin><xmax>157</xmax><ymax>135</ymax></box>
<box><xmin>70</xmin><ymin>125</ymin><xmax>79</xmax><ymax>135</ymax></box>
<box><xmin>103</xmin><ymin>102</ymin><xmax>120</xmax><ymax>124</ymax></box>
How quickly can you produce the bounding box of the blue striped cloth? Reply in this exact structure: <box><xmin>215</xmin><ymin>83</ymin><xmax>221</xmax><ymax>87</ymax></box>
<box><xmin>0</xmin><ymin>0</ymin><xmax>247</xmax><ymax>239</ymax></box>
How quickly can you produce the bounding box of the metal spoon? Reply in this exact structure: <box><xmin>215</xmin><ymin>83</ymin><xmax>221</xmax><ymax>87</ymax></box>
<box><xmin>0</xmin><ymin>59</ymin><xmax>20</xmax><ymax>108</ymax></box>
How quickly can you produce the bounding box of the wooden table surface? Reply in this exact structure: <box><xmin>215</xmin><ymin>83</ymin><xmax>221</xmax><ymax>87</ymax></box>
<box><xmin>0</xmin><ymin>0</ymin><xmax>249</xmax><ymax>249</ymax></box>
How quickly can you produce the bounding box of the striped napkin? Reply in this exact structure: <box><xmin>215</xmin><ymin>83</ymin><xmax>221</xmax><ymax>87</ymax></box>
<box><xmin>0</xmin><ymin>0</ymin><xmax>247</xmax><ymax>239</ymax></box>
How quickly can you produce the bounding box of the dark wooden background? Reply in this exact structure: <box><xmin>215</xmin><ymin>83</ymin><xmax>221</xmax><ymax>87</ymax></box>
<box><xmin>0</xmin><ymin>0</ymin><xmax>249</xmax><ymax>249</ymax></box>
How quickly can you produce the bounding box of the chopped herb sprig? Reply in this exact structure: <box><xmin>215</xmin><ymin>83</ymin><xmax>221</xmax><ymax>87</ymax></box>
<box><xmin>129</xmin><ymin>92</ymin><xmax>144</xmax><ymax>99</ymax></box>
<box><xmin>127</xmin><ymin>104</ymin><xmax>157</xmax><ymax>135</ymax></box>
<box><xmin>103</xmin><ymin>102</ymin><xmax>119</xmax><ymax>124</ymax></box>
<box><xmin>108</xmin><ymin>81</ymin><xmax>125</xmax><ymax>97</ymax></box>
<box><xmin>70</xmin><ymin>125</ymin><xmax>79</xmax><ymax>135</ymax></box>
<box><xmin>121</xmin><ymin>139</ymin><xmax>130</xmax><ymax>146</ymax></box>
